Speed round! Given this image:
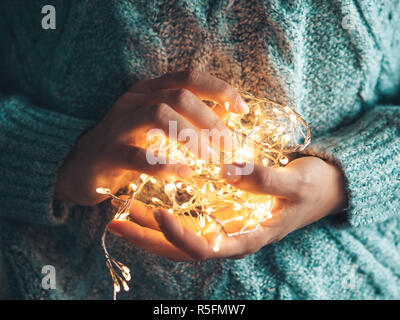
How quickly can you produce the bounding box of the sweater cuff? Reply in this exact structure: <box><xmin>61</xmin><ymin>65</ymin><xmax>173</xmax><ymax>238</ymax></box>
<box><xmin>300</xmin><ymin>106</ymin><xmax>400</xmax><ymax>227</ymax></box>
<box><xmin>0</xmin><ymin>95</ymin><xmax>96</xmax><ymax>225</ymax></box>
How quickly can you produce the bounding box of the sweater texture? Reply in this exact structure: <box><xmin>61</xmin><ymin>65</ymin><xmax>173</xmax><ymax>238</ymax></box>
<box><xmin>0</xmin><ymin>0</ymin><xmax>399</xmax><ymax>299</ymax></box>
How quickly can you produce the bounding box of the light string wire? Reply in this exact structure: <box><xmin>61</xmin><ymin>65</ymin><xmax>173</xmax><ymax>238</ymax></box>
<box><xmin>97</xmin><ymin>90</ymin><xmax>311</xmax><ymax>299</ymax></box>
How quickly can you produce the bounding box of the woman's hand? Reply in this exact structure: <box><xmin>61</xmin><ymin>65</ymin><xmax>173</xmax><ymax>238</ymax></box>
<box><xmin>108</xmin><ymin>156</ymin><xmax>347</xmax><ymax>261</ymax></box>
<box><xmin>54</xmin><ymin>71</ymin><xmax>249</xmax><ymax>205</ymax></box>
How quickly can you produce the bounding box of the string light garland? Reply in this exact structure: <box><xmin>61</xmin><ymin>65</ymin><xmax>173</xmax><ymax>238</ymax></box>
<box><xmin>97</xmin><ymin>90</ymin><xmax>311</xmax><ymax>299</ymax></box>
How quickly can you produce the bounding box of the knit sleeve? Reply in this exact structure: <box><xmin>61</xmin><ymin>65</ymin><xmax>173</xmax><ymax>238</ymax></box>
<box><xmin>302</xmin><ymin>105</ymin><xmax>400</xmax><ymax>227</ymax></box>
<box><xmin>0</xmin><ymin>93</ymin><xmax>95</xmax><ymax>225</ymax></box>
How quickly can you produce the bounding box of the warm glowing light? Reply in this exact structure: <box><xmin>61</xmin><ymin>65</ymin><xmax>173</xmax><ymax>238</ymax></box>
<box><xmin>96</xmin><ymin>187</ymin><xmax>110</xmax><ymax>195</ymax></box>
<box><xmin>98</xmin><ymin>89</ymin><xmax>311</xmax><ymax>299</ymax></box>
<box><xmin>280</xmin><ymin>157</ymin><xmax>289</xmax><ymax>165</ymax></box>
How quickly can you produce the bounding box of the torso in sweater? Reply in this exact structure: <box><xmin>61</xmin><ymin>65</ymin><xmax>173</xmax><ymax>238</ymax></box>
<box><xmin>0</xmin><ymin>0</ymin><xmax>399</xmax><ymax>299</ymax></box>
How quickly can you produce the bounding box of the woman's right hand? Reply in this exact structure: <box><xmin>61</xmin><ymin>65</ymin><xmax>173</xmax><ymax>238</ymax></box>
<box><xmin>54</xmin><ymin>70</ymin><xmax>249</xmax><ymax>205</ymax></box>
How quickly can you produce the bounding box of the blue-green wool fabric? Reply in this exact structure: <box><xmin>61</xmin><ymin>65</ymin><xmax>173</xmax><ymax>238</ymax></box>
<box><xmin>0</xmin><ymin>0</ymin><xmax>399</xmax><ymax>299</ymax></box>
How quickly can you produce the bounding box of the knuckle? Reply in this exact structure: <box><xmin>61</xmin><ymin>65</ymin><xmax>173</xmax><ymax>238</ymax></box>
<box><xmin>209</xmin><ymin>115</ymin><xmax>224</xmax><ymax>130</ymax></box>
<box><xmin>153</xmin><ymin>103</ymin><xmax>172</xmax><ymax>122</ymax></box>
<box><xmin>257</xmin><ymin>169</ymin><xmax>273</xmax><ymax>193</ymax></box>
<box><xmin>134</xmin><ymin>230</ymin><xmax>146</xmax><ymax>244</ymax></box>
<box><xmin>217</xmin><ymin>81</ymin><xmax>233</xmax><ymax>97</ymax></box>
<box><xmin>294</xmin><ymin>170</ymin><xmax>312</xmax><ymax>197</ymax></box>
<box><xmin>174</xmin><ymin>88</ymin><xmax>192</xmax><ymax>105</ymax></box>
<box><xmin>183</xmin><ymin>69</ymin><xmax>201</xmax><ymax>84</ymax></box>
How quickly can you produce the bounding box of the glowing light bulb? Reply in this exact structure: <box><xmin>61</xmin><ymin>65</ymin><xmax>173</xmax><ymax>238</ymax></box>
<box><xmin>280</xmin><ymin>157</ymin><xmax>289</xmax><ymax>165</ymax></box>
<box><xmin>117</xmin><ymin>212</ymin><xmax>129</xmax><ymax>220</ymax></box>
<box><xmin>122</xmin><ymin>281</ymin><xmax>129</xmax><ymax>292</ymax></box>
<box><xmin>213</xmin><ymin>166</ymin><xmax>221</xmax><ymax>175</ymax></box>
<box><xmin>165</xmin><ymin>183</ymin><xmax>175</xmax><ymax>193</ymax></box>
<box><xmin>96</xmin><ymin>187</ymin><xmax>110</xmax><ymax>195</ymax></box>
<box><xmin>122</xmin><ymin>266</ymin><xmax>130</xmax><ymax>275</ymax></box>
<box><xmin>235</xmin><ymin>190</ymin><xmax>243</xmax><ymax>197</ymax></box>
<box><xmin>246</xmin><ymin>218</ymin><xmax>255</xmax><ymax>226</ymax></box>
<box><xmin>99</xmin><ymin>89</ymin><xmax>311</xmax><ymax>300</ymax></box>
<box><xmin>209</xmin><ymin>183</ymin><xmax>215</xmax><ymax>193</ymax></box>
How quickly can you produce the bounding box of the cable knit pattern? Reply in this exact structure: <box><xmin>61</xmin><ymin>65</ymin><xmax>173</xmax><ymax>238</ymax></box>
<box><xmin>0</xmin><ymin>95</ymin><xmax>95</xmax><ymax>225</ymax></box>
<box><xmin>0</xmin><ymin>0</ymin><xmax>399</xmax><ymax>299</ymax></box>
<box><xmin>303</xmin><ymin>105</ymin><xmax>400</xmax><ymax>227</ymax></box>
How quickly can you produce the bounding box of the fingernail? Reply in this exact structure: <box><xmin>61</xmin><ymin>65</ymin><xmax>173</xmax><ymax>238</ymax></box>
<box><xmin>153</xmin><ymin>209</ymin><xmax>162</xmax><ymax>226</ymax></box>
<box><xmin>222</xmin><ymin>164</ymin><xmax>243</xmax><ymax>184</ymax></box>
<box><xmin>233</xmin><ymin>161</ymin><xmax>247</xmax><ymax>168</ymax></box>
<box><xmin>237</xmin><ymin>96</ymin><xmax>249</xmax><ymax>114</ymax></box>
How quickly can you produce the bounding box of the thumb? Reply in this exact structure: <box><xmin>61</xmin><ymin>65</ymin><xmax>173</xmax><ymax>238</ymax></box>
<box><xmin>221</xmin><ymin>163</ymin><xmax>301</xmax><ymax>198</ymax></box>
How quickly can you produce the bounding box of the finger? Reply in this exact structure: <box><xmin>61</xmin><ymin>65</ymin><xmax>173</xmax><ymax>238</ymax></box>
<box><xmin>153</xmin><ymin>208</ymin><xmax>214</xmax><ymax>261</ymax></box>
<box><xmin>221</xmin><ymin>163</ymin><xmax>301</xmax><ymax>198</ymax></box>
<box><xmin>155</xmin><ymin>208</ymin><xmax>273</xmax><ymax>259</ymax></box>
<box><xmin>112</xmin><ymin>198</ymin><xmax>267</xmax><ymax>258</ymax></box>
<box><xmin>108</xmin><ymin>220</ymin><xmax>193</xmax><ymax>262</ymax></box>
<box><xmin>218</xmin><ymin>222</ymin><xmax>281</xmax><ymax>258</ymax></box>
<box><xmin>128</xmin><ymin>90</ymin><xmax>233</xmax><ymax>151</ymax></box>
<box><xmin>144</xmin><ymin>103</ymin><xmax>219</xmax><ymax>161</ymax></box>
<box><xmin>129</xmin><ymin>70</ymin><xmax>249</xmax><ymax>114</ymax></box>
<box><xmin>112</xmin><ymin>196</ymin><xmax>161</xmax><ymax>231</ymax></box>
<box><xmin>110</xmin><ymin>144</ymin><xmax>193</xmax><ymax>178</ymax></box>
<box><xmin>154</xmin><ymin>208</ymin><xmax>280</xmax><ymax>260</ymax></box>
<box><xmin>112</xmin><ymin>198</ymin><xmax>203</xmax><ymax>233</ymax></box>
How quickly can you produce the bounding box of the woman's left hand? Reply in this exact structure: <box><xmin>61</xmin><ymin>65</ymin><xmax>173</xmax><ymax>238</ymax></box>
<box><xmin>108</xmin><ymin>156</ymin><xmax>347</xmax><ymax>261</ymax></box>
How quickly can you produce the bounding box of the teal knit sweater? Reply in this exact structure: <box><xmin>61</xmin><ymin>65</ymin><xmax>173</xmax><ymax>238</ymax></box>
<box><xmin>0</xmin><ymin>0</ymin><xmax>399</xmax><ymax>299</ymax></box>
